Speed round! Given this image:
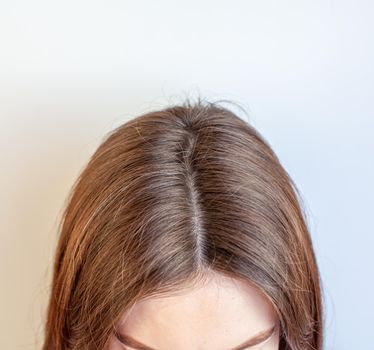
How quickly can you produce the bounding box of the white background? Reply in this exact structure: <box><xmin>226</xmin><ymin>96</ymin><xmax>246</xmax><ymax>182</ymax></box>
<box><xmin>0</xmin><ymin>1</ymin><xmax>373</xmax><ymax>349</ymax></box>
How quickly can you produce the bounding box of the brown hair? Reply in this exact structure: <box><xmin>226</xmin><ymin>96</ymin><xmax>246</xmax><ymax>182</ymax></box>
<box><xmin>42</xmin><ymin>98</ymin><xmax>323</xmax><ymax>350</ymax></box>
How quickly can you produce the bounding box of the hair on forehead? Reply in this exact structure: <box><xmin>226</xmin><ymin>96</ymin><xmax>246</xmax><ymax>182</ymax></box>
<box><xmin>42</xmin><ymin>96</ymin><xmax>323</xmax><ymax>350</ymax></box>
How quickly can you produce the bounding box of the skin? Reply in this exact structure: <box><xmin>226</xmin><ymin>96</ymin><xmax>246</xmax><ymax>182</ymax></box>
<box><xmin>105</xmin><ymin>272</ymin><xmax>280</xmax><ymax>350</ymax></box>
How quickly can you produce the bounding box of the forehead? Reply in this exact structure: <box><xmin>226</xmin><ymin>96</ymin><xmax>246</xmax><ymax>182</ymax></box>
<box><xmin>115</xmin><ymin>273</ymin><xmax>277</xmax><ymax>349</ymax></box>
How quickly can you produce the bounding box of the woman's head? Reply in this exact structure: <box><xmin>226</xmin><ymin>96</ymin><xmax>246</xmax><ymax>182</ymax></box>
<box><xmin>43</xmin><ymin>98</ymin><xmax>323</xmax><ymax>350</ymax></box>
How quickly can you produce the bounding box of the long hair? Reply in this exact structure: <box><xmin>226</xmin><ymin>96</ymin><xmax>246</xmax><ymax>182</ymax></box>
<box><xmin>42</xmin><ymin>98</ymin><xmax>323</xmax><ymax>350</ymax></box>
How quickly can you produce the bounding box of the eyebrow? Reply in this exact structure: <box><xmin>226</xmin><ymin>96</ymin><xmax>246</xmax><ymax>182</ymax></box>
<box><xmin>114</xmin><ymin>324</ymin><xmax>276</xmax><ymax>350</ymax></box>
